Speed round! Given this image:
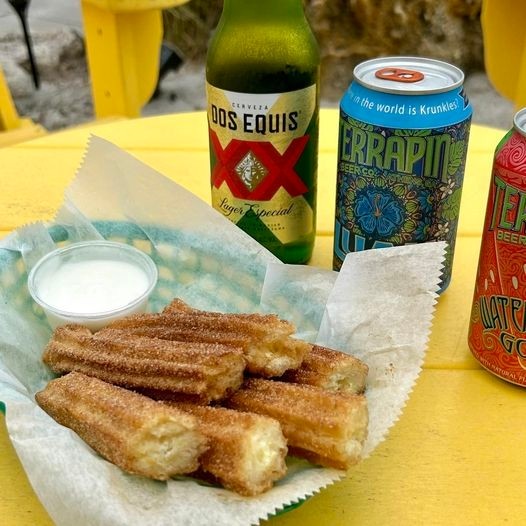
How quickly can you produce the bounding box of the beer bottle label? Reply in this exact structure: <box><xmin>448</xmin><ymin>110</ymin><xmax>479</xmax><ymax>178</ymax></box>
<box><xmin>206</xmin><ymin>82</ymin><xmax>317</xmax><ymax>246</ymax></box>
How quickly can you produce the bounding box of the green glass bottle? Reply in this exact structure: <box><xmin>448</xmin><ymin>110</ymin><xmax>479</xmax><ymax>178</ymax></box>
<box><xmin>206</xmin><ymin>0</ymin><xmax>320</xmax><ymax>264</ymax></box>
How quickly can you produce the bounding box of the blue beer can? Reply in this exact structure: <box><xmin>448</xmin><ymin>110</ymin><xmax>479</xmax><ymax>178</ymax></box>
<box><xmin>334</xmin><ymin>57</ymin><xmax>472</xmax><ymax>291</ymax></box>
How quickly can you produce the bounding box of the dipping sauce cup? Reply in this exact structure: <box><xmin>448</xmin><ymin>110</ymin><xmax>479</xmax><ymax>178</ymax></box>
<box><xmin>28</xmin><ymin>241</ymin><xmax>158</xmax><ymax>331</ymax></box>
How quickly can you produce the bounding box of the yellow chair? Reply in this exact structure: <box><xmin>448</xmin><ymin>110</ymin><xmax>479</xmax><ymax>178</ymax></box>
<box><xmin>0</xmin><ymin>65</ymin><xmax>45</xmax><ymax>147</ymax></box>
<box><xmin>482</xmin><ymin>0</ymin><xmax>526</xmax><ymax>109</ymax></box>
<box><xmin>81</xmin><ymin>0</ymin><xmax>189</xmax><ymax>119</ymax></box>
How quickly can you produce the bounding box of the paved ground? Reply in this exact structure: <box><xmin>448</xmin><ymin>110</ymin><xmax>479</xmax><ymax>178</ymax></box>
<box><xmin>0</xmin><ymin>0</ymin><xmax>517</xmax><ymax>131</ymax></box>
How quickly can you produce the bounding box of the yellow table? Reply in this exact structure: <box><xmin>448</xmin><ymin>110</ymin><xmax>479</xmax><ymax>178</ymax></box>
<box><xmin>1</xmin><ymin>110</ymin><xmax>523</xmax><ymax>526</ymax></box>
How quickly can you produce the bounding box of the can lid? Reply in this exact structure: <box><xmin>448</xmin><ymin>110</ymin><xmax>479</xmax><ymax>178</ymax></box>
<box><xmin>354</xmin><ymin>56</ymin><xmax>465</xmax><ymax>95</ymax></box>
<box><xmin>514</xmin><ymin>108</ymin><xmax>526</xmax><ymax>136</ymax></box>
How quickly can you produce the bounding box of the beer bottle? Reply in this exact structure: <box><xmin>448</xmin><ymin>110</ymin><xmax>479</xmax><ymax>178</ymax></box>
<box><xmin>206</xmin><ymin>0</ymin><xmax>320</xmax><ymax>264</ymax></box>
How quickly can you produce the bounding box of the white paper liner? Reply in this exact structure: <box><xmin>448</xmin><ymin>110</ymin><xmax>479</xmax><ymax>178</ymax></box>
<box><xmin>0</xmin><ymin>136</ymin><xmax>445</xmax><ymax>526</ymax></box>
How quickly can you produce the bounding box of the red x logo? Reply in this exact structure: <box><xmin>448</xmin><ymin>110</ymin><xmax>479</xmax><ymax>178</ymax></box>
<box><xmin>210</xmin><ymin>130</ymin><xmax>309</xmax><ymax>200</ymax></box>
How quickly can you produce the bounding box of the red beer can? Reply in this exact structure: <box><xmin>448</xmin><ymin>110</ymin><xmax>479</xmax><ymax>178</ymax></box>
<box><xmin>468</xmin><ymin>108</ymin><xmax>526</xmax><ymax>386</ymax></box>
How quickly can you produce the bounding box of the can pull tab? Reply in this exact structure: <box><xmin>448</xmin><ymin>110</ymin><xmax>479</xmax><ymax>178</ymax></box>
<box><xmin>375</xmin><ymin>67</ymin><xmax>424</xmax><ymax>83</ymax></box>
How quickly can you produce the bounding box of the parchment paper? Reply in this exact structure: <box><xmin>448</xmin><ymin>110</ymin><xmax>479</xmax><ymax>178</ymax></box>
<box><xmin>0</xmin><ymin>136</ymin><xmax>445</xmax><ymax>526</ymax></box>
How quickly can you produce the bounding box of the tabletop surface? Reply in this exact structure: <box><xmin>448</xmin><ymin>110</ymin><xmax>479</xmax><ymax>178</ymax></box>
<box><xmin>1</xmin><ymin>109</ymin><xmax>524</xmax><ymax>526</ymax></box>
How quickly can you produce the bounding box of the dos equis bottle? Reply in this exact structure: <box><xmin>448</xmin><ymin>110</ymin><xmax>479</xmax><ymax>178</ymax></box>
<box><xmin>206</xmin><ymin>0</ymin><xmax>320</xmax><ymax>264</ymax></box>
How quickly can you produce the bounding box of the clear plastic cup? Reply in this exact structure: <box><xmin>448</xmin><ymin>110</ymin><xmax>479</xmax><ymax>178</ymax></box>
<box><xmin>28</xmin><ymin>240</ymin><xmax>158</xmax><ymax>331</ymax></box>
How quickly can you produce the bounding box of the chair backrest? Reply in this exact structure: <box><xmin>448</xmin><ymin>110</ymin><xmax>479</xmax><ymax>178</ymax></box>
<box><xmin>0</xmin><ymin>65</ymin><xmax>45</xmax><ymax>146</ymax></box>
<box><xmin>81</xmin><ymin>0</ymin><xmax>189</xmax><ymax>119</ymax></box>
<box><xmin>0</xmin><ymin>65</ymin><xmax>23</xmax><ymax>131</ymax></box>
<box><xmin>482</xmin><ymin>0</ymin><xmax>526</xmax><ymax>109</ymax></box>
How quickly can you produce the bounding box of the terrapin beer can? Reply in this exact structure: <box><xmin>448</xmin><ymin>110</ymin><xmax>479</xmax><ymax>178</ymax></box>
<box><xmin>468</xmin><ymin>109</ymin><xmax>526</xmax><ymax>386</ymax></box>
<box><xmin>334</xmin><ymin>57</ymin><xmax>472</xmax><ymax>291</ymax></box>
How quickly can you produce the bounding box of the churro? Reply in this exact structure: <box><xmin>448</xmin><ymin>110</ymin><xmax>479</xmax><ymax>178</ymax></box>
<box><xmin>35</xmin><ymin>372</ymin><xmax>208</xmax><ymax>480</ymax></box>
<box><xmin>104</xmin><ymin>303</ymin><xmax>311</xmax><ymax>377</ymax></box>
<box><xmin>281</xmin><ymin>345</ymin><xmax>368</xmax><ymax>394</ymax></box>
<box><xmin>163</xmin><ymin>298</ymin><xmax>194</xmax><ymax>313</ymax></box>
<box><xmin>225</xmin><ymin>378</ymin><xmax>368</xmax><ymax>470</ymax></box>
<box><xmin>172</xmin><ymin>403</ymin><xmax>288</xmax><ymax>496</ymax></box>
<box><xmin>43</xmin><ymin>325</ymin><xmax>245</xmax><ymax>402</ymax></box>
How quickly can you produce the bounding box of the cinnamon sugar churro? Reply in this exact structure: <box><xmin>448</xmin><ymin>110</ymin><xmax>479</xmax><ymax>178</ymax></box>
<box><xmin>280</xmin><ymin>345</ymin><xmax>369</xmax><ymax>394</ymax></box>
<box><xmin>43</xmin><ymin>325</ymin><xmax>245</xmax><ymax>402</ymax></box>
<box><xmin>172</xmin><ymin>403</ymin><xmax>288</xmax><ymax>496</ymax></box>
<box><xmin>225</xmin><ymin>378</ymin><xmax>368</xmax><ymax>470</ymax></box>
<box><xmin>103</xmin><ymin>301</ymin><xmax>311</xmax><ymax>377</ymax></box>
<box><xmin>35</xmin><ymin>372</ymin><xmax>207</xmax><ymax>480</ymax></box>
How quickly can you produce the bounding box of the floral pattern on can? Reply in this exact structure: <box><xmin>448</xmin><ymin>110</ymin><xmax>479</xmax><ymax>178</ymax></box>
<box><xmin>334</xmin><ymin>114</ymin><xmax>471</xmax><ymax>291</ymax></box>
<box><xmin>334</xmin><ymin>57</ymin><xmax>473</xmax><ymax>292</ymax></box>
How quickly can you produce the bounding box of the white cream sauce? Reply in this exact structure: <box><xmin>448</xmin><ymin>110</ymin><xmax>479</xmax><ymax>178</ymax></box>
<box><xmin>36</xmin><ymin>259</ymin><xmax>150</xmax><ymax>314</ymax></box>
